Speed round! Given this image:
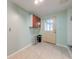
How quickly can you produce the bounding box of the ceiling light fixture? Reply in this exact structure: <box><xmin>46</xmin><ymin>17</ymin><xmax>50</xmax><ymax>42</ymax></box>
<box><xmin>39</xmin><ymin>0</ymin><xmax>44</xmax><ymax>2</ymax></box>
<box><xmin>34</xmin><ymin>0</ymin><xmax>39</xmax><ymax>5</ymax></box>
<box><xmin>34</xmin><ymin>0</ymin><xmax>44</xmax><ymax>5</ymax></box>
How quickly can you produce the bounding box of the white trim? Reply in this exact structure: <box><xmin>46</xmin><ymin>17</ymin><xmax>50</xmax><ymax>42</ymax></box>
<box><xmin>56</xmin><ymin>44</ymin><xmax>72</xmax><ymax>57</ymax></box>
<box><xmin>8</xmin><ymin>43</ymin><xmax>33</xmax><ymax>58</ymax></box>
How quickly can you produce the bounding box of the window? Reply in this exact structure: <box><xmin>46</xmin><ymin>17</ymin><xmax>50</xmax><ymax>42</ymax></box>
<box><xmin>45</xmin><ymin>19</ymin><xmax>53</xmax><ymax>31</ymax></box>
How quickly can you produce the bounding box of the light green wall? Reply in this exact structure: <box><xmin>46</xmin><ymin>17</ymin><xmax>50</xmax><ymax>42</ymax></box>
<box><xmin>40</xmin><ymin>10</ymin><xmax>67</xmax><ymax>45</ymax></box>
<box><xmin>7</xmin><ymin>2</ymin><xmax>33</xmax><ymax>55</ymax></box>
<box><xmin>67</xmin><ymin>8</ymin><xmax>72</xmax><ymax>45</ymax></box>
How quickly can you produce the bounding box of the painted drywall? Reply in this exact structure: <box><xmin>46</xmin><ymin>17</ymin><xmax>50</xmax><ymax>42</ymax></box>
<box><xmin>40</xmin><ymin>10</ymin><xmax>67</xmax><ymax>45</ymax></box>
<box><xmin>7</xmin><ymin>2</ymin><xmax>34</xmax><ymax>55</ymax></box>
<box><xmin>67</xmin><ymin>8</ymin><xmax>72</xmax><ymax>46</ymax></box>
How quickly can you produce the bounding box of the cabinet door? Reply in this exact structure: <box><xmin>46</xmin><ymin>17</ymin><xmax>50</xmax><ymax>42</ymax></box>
<box><xmin>32</xmin><ymin>15</ymin><xmax>37</xmax><ymax>27</ymax></box>
<box><xmin>32</xmin><ymin>15</ymin><xmax>41</xmax><ymax>28</ymax></box>
<box><xmin>37</xmin><ymin>17</ymin><xmax>41</xmax><ymax>27</ymax></box>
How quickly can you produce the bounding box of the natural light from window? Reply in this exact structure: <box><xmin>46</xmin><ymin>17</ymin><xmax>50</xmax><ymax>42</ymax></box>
<box><xmin>45</xmin><ymin>19</ymin><xmax>53</xmax><ymax>31</ymax></box>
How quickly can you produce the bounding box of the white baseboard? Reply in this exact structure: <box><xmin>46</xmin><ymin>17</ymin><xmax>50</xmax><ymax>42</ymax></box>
<box><xmin>56</xmin><ymin>44</ymin><xmax>68</xmax><ymax>48</ymax></box>
<box><xmin>56</xmin><ymin>44</ymin><xmax>72</xmax><ymax>57</ymax></box>
<box><xmin>8</xmin><ymin>43</ymin><xmax>33</xmax><ymax>58</ymax></box>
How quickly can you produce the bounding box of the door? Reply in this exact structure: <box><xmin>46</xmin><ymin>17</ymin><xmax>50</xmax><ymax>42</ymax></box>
<box><xmin>42</xmin><ymin>16</ymin><xmax>56</xmax><ymax>44</ymax></box>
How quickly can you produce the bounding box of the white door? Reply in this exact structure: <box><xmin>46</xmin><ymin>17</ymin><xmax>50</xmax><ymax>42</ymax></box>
<box><xmin>42</xmin><ymin>17</ymin><xmax>56</xmax><ymax>44</ymax></box>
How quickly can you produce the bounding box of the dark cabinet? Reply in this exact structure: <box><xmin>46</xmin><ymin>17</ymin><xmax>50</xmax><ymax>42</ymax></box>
<box><xmin>37</xmin><ymin>35</ymin><xmax>42</xmax><ymax>42</ymax></box>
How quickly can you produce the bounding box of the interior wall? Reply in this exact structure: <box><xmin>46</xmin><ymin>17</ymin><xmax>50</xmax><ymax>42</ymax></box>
<box><xmin>7</xmin><ymin>2</ymin><xmax>33</xmax><ymax>55</ymax></box>
<box><xmin>67</xmin><ymin>8</ymin><xmax>72</xmax><ymax>46</ymax></box>
<box><xmin>40</xmin><ymin>10</ymin><xmax>67</xmax><ymax>46</ymax></box>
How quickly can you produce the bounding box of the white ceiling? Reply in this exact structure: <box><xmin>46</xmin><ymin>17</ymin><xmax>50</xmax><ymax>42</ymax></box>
<box><xmin>9</xmin><ymin>0</ymin><xmax>72</xmax><ymax>17</ymax></box>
